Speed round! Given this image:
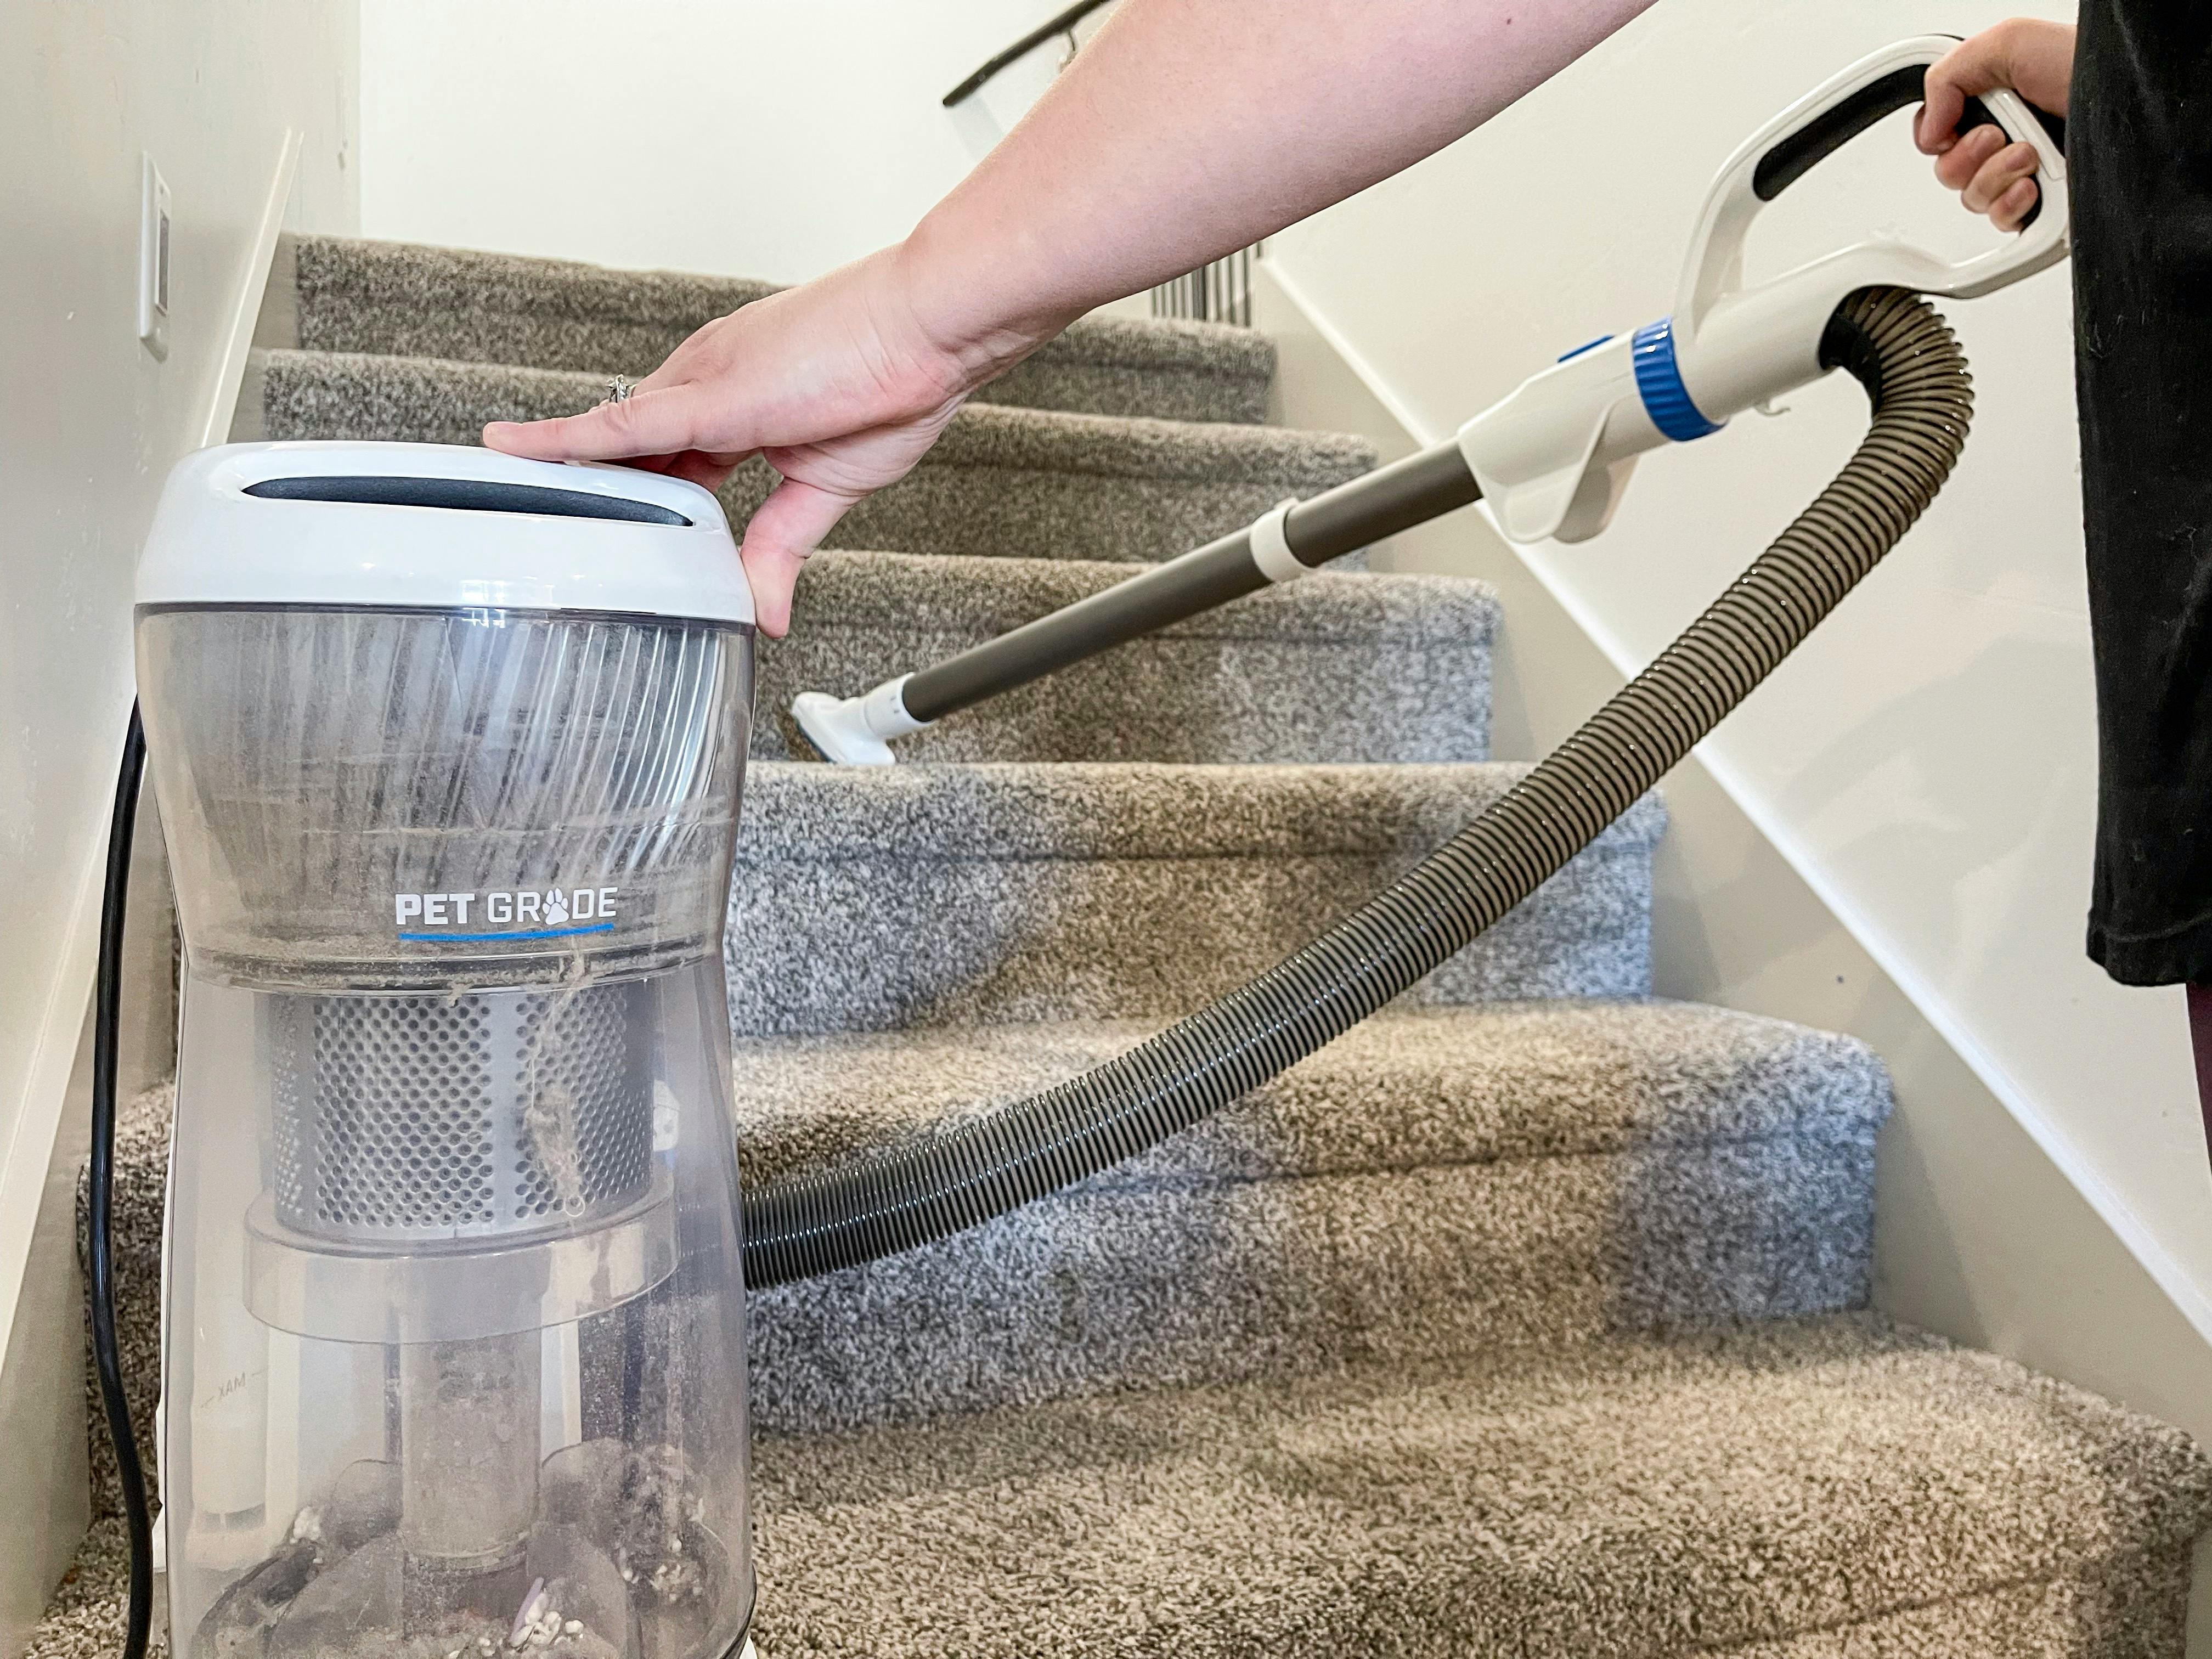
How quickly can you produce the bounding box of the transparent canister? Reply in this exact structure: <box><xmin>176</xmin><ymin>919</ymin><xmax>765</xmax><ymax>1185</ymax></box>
<box><xmin>136</xmin><ymin>445</ymin><xmax>758</xmax><ymax>1659</ymax></box>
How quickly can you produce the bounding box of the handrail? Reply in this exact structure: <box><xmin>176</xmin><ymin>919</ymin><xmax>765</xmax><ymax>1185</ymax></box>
<box><xmin>942</xmin><ymin>0</ymin><xmax>1114</xmax><ymax>108</ymax></box>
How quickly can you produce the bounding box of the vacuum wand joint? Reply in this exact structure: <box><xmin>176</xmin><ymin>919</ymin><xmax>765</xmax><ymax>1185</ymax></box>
<box><xmin>789</xmin><ymin>441</ymin><xmax>1483</xmax><ymax>764</ymax></box>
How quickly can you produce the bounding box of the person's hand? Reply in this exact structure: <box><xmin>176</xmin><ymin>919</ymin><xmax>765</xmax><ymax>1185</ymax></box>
<box><xmin>483</xmin><ymin>245</ymin><xmax>1040</xmax><ymax>636</ymax></box>
<box><xmin>1916</xmin><ymin>19</ymin><xmax>2073</xmax><ymax>234</ymax></box>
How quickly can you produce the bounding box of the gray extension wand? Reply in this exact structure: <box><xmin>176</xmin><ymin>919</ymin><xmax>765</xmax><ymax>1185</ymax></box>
<box><xmin>791</xmin><ymin>36</ymin><xmax>2065</xmax><ymax>768</ymax></box>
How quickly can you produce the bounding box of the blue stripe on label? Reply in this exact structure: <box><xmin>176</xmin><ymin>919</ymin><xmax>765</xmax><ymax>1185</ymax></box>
<box><xmin>1557</xmin><ymin>333</ymin><xmax>1613</xmax><ymax>363</ymax></box>
<box><xmin>399</xmin><ymin>922</ymin><xmax>617</xmax><ymax>943</ymax></box>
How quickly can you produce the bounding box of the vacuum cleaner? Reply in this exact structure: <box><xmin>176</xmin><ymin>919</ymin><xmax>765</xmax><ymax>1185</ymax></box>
<box><xmin>84</xmin><ymin>35</ymin><xmax>2065</xmax><ymax>1659</ymax></box>
<box><xmin>123</xmin><ymin>449</ymin><xmax>761</xmax><ymax>1659</ymax></box>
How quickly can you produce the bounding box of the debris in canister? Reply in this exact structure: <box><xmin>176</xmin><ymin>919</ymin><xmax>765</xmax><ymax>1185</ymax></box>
<box><xmin>507</xmin><ymin>1577</ymin><xmax>549</xmax><ymax>1648</ymax></box>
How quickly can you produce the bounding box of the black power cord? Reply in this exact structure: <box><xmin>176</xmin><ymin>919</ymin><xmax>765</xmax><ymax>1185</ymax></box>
<box><xmin>89</xmin><ymin>700</ymin><xmax>152</xmax><ymax>1659</ymax></box>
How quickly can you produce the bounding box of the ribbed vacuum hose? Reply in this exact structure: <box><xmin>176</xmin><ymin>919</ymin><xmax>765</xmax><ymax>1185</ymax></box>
<box><xmin>741</xmin><ymin>287</ymin><xmax>1972</xmax><ymax>1288</ymax></box>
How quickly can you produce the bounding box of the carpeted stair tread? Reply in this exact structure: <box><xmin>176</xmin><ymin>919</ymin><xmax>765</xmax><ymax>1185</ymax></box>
<box><xmin>252</xmin><ymin>350</ymin><xmax>1372</xmax><ymax>562</ymax></box>
<box><xmin>744</xmin><ymin>1316</ymin><xmax>2212</xmax><ymax>1658</ymax></box>
<box><xmin>736</xmin><ymin>758</ymin><xmax>1664</xmax><ymax>864</ymax></box>
<box><xmin>798</xmin><ymin>400</ymin><xmax>1373</xmax><ymax>565</ymax></box>
<box><xmin>23</xmin><ymin>1518</ymin><xmax>150</xmax><ymax>1659</ymax></box>
<box><xmin>757</xmin><ymin>549</ymin><xmax>1498</xmax><ymax>763</ymax></box>
<box><xmin>726</xmin><ymin>761</ymin><xmax>1663</xmax><ymax>1032</ymax></box>
<box><xmin>731</xmin><ymin>998</ymin><xmax>1889</xmax><ymax>1188</ymax></box>
<box><xmin>738</xmin><ymin>1001</ymin><xmax>1889</xmax><ymax>1431</ymax></box>
<box><xmin>290</xmin><ymin>234</ymin><xmax>1277</xmax><ymax>422</ymax></box>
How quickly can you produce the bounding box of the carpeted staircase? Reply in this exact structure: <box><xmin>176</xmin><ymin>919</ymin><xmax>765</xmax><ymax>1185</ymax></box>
<box><xmin>30</xmin><ymin>236</ymin><xmax>2212</xmax><ymax>1658</ymax></box>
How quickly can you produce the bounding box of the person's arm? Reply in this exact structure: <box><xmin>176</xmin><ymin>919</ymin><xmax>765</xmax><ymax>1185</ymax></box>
<box><xmin>1916</xmin><ymin>18</ymin><xmax>2074</xmax><ymax>233</ymax></box>
<box><xmin>485</xmin><ymin>0</ymin><xmax>1654</xmax><ymax>634</ymax></box>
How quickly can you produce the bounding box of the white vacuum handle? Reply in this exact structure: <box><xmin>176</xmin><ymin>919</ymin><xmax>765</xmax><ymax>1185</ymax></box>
<box><xmin>1672</xmin><ymin>34</ymin><xmax>2069</xmax><ymax>421</ymax></box>
<box><xmin>1459</xmin><ymin>35</ymin><xmax>2068</xmax><ymax>547</ymax></box>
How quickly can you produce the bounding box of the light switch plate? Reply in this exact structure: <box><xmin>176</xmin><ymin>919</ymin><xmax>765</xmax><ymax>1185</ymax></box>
<box><xmin>139</xmin><ymin>154</ymin><xmax>171</xmax><ymax>360</ymax></box>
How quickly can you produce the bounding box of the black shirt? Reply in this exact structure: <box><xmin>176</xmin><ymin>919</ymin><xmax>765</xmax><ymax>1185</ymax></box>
<box><xmin>2071</xmin><ymin>0</ymin><xmax>2212</xmax><ymax>982</ymax></box>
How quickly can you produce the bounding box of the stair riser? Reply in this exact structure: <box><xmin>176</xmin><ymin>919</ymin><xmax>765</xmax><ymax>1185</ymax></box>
<box><xmin>254</xmin><ymin>354</ymin><xmax>1362</xmax><ymax>563</ymax></box>
<box><xmin>726</xmin><ymin>835</ymin><xmax>1651</xmax><ymax>1034</ymax></box>
<box><xmin>747</xmin><ymin>1132</ymin><xmax>1878</xmax><ymax>1436</ymax></box>
<box><xmin>302</xmin><ymin>302</ymin><xmax>767</xmax><ymax>387</ymax></box>
<box><xmin>983</xmin><ymin>357</ymin><xmax>1268</xmax><ymax>424</ymax></box>
<box><xmin>756</xmin><ymin>614</ymin><xmax>1493</xmax><ymax>766</ymax></box>
<box><xmin>1725</xmin><ymin>1557</ymin><xmax>2194</xmax><ymax>1659</ymax></box>
<box><xmin>753</xmin><ymin>1490</ymin><xmax>2196</xmax><ymax>1659</ymax></box>
<box><xmin>727</xmin><ymin>459</ymin><xmax>1358</xmax><ymax>566</ymax></box>
<box><xmin>1722</xmin><ymin>1558</ymin><xmax>2195</xmax><ymax>1658</ymax></box>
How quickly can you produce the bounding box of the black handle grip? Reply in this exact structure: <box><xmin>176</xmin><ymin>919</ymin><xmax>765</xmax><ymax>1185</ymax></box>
<box><xmin>1756</xmin><ymin>65</ymin><xmax>1966</xmax><ymax>200</ymax></box>
<box><xmin>1753</xmin><ymin>59</ymin><xmax>2062</xmax><ymax>229</ymax></box>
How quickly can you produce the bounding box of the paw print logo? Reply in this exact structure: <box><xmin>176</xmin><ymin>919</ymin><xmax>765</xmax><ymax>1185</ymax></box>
<box><xmin>542</xmin><ymin>890</ymin><xmax>571</xmax><ymax>927</ymax></box>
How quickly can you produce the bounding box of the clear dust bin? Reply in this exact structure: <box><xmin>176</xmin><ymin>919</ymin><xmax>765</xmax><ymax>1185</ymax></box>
<box><xmin>136</xmin><ymin>443</ymin><xmax>760</xmax><ymax>1659</ymax></box>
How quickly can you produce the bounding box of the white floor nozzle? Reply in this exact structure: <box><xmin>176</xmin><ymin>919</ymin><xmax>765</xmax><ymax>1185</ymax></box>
<box><xmin>791</xmin><ymin>675</ymin><xmax>928</xmax><ymax>765</ymax></box>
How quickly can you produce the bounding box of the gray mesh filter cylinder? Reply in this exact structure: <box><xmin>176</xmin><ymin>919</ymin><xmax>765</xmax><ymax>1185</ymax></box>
<box><xmin>742</xmin><ymin>287</ymin><xmax>1973</xmax><ymax>1288</ymax></box>
<box><xmin>270</xmin><ymin>982</ymin><xmax>654</xmax><ymax>1249</ymax></box>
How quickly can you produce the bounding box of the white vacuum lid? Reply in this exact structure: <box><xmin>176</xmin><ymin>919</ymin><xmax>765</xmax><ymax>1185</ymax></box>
<box><xmin>137</xmin><ymin>442</ymin><xmax>754</xmax><ymax>626</ymax></box>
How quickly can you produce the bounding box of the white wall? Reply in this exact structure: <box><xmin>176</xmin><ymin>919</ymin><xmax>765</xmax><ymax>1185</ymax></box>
<box><xmin>359</xmin><ymin>0</ymin><xmax>1107</xmax><ymax>284</ymax></box>
<box><xmin>1265</xmin><ymin>0</ymin><xmax>2212</xmax><ymax>1344</ymax></box>
<box><xmin>0</xmin><ymin>6</ymin><xmax>357</xmax><ymax>1646</ymax></box>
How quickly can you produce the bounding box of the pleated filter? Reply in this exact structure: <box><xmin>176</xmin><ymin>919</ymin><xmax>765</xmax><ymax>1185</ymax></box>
<box><xmin>139</xmin><ymin>605</ymin><xmax>751</xmax><ymax>991</ymax></box>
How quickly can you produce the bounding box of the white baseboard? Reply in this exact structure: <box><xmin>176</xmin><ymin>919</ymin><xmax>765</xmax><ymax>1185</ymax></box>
<box><xmin>202</xmin><ymin>130</ymin><xmax>301</xmax><ymax>450</ymax></box>
<box><xmin>0</xmin><ymin>1013</ymin><xmax>95</xmax><ymax>1659</ymax></box>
